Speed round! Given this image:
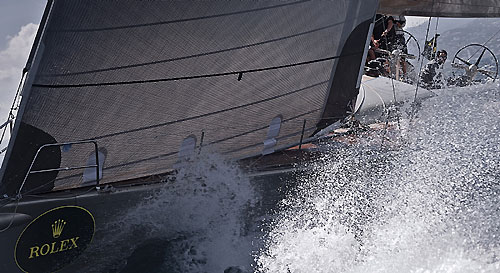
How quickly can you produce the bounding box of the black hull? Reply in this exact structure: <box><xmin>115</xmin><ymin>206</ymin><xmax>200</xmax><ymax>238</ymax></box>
<box><xmin>0</xmin><ymin>166</ymin><xmax>303</xmax><ymax>273</ymax></box>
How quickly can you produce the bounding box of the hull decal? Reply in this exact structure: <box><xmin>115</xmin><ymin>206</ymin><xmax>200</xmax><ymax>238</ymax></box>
<box><xmin>14</xmin><ymin>206</ymin><xmax>95</xmax><ymax>273</ymax></box>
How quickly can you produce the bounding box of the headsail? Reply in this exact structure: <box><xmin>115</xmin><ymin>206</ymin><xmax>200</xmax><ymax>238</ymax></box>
<box><xmin>0</xmin><ymin>0</ymin><xmax>379</xmax><ymax>196</ymax></box>
<box><xmin>379</xmin><ymin>0</ymin><xmax>500</xmax><ymax>18</ymax></box>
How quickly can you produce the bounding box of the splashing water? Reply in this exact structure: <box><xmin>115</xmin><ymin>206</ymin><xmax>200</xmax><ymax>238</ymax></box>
<box><xmin>256</xmin><ymin>83</ymin><xmax>500</xmax><ymax>273</ymax></box>
<box><xmin>74</xmin><ymin>83</ymin><xmax>498</xmax><ymax>273</ymax></box>
<box><xmin>78</xmin><ymin>151</ymin><xmax>258</xmax><ymax>273</ymax></box>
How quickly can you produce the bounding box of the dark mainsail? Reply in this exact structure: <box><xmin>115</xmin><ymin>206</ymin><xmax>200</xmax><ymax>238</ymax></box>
<box><xmin>0</xmin><ymin>0</ymin><xmax>379</xmax><ymax>196</ymax></box>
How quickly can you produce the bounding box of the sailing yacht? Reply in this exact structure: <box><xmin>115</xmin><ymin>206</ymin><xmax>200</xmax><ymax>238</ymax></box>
<box><xmin>1</xmin><ymin>1</ymin><xmax>499</xmax><ymax>272</ymax></box>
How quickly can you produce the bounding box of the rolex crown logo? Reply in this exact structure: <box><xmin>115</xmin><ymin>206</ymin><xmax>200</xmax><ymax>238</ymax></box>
<box><xmin>51</xmin><ymin>219</ymin><xmax>66</xmax><ymax>239</ymax></box>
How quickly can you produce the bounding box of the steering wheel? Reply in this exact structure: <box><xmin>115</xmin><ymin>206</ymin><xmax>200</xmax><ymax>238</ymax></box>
<box><xmin>451</xmin><ymin>44</ymin><xmax>499</xmax><ymax>85</ymax></box>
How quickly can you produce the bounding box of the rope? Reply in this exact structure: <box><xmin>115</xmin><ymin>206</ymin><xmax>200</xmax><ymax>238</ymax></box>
<box><xmin>83</xmin><ymin>82</ymin><xmax>327</xmax><ymax>141</ymax></box>
<box><xmin>0</xmin><ymin>118</ymin><xmax>12</xmax><ymax>153</ymax></box>
<box><xmin>482</xmin><ymin>26</ymin><xmax>500</xmax><ymax>48</ymax></box>
<box><xmin>410</xmin><ymin>16</ymin><xmax>433</xmax><ymax>121</ymax></box>
<box><xmin>378</xmin><ymin>16</ymin><xmax>401</xmax><ymax>145</ymax></box>
<box><xmin>0</xmin><ymin>119</ymin><xmax>11</xmax><ymax>130</ymax></box>
<box><xmin>0</xmin><ymin>185</ymin><xmax>96</xmax><ymax>234</ymax></box>
<box><xmin>466</xmin><ymin>26</ymin><xmax>500</xmax><ymax>63</ymax></box>
<box><xmin>431</xmin><ymin>17</ymin><xmax>440</xmax><ymax>59</ymax></box>
<box><xmin>410</xmin><ymin>0</ymin><xmax>439</xmax><ymax>121</ymax></box>
<box><xmin>0</xmin><ymin>71</ymin><xmax>26</xmax><ymax>146</ymax></box>
<box><xmin>0</xmin><ymin>198</ymin><xmax>20</xmax><ymax>233</ymax></box>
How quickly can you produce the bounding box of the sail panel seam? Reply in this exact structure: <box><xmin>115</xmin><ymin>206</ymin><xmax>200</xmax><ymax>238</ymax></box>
<box><xmin>52</xmin><ymin>108</ymin><xmax>321</xmax><ymax>184</ymax></box>
<box><xmin>41</xmin><ymin>22</ymin><xmax>344</xmax><ymax>77</ymax></box>
<box><xmin>32</xmin><ymin>54</ymin><xmax>360</xmax><ymax>89</ymax></box>
<box><xmin>73</xmin><ymin>81</ymin><xmax>328</xmax><ymax>141</ymax></box>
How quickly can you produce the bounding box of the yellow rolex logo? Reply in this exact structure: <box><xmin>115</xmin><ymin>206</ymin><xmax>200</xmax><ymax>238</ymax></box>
<box><xmin>51</xmin><ymin>219</ymin><xmax>66</xmax><ymax>239</ymax></box>
<box><xmin>27</xmin><ymin>219</ymin><xmax>79</xmax><ymax>259</ymax></box>
<box><xmin>15</xmin><ymin>206</ymin><xmax>95</xmax><ymax>273</ymax></box>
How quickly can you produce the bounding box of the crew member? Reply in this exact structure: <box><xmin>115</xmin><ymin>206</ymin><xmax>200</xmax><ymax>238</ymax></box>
<box><xmin>420</xmin><ymin>50</ymin><xmax>447</xmax><ymax>89</ymax></box>
<box><xmin>393</xmin><ymin>15</ymin><xmax>408</xmax><ymax>74</ymax></box>
<box><xmin>367</xmin><ymin>14</ymin><xmax>395</xmax><ymax>63</ymax></box>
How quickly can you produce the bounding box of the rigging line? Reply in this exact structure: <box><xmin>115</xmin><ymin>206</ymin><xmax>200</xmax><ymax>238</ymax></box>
<box><xmin>482</xmin><ymin>26</ymin><xmax>500</xmax><ymax>47</ymax></box>
<box><xmin>179</xmin><ymin>115</ymin><xmax>316</xmax><ymax>133</ymax></box>
<box><xmin>0</xmin><ymin>71</ymin><xmax>26</xmax><ymax>146</ymax></box>
<box><xmin>379</xmin><ymin>16</ymin><xmax>401</xmax><ymax>144</ymax></box>
<box><xmin>115</xmin><ymin>116</ymin><xmax>306</xmax><ymax>137</ymax></box>
<box><xmin>0</xmin><ymin>198</ymin><xmax>20</xmax><ymax>233</ymax></box>
<box><xmin>53</xmin><ymin>0</ymin><xmax>311</xmax><ymax>33</ymax></box>
<box><xmin>32</xmin><ymin>53</ymin><xmax>354</xmax><ymax>89</ymax></box>
<box><xmin>16</xmin><ymin>186</ymin><xmax>95</xmax><ymax>202</ymax></box>
<box><xmin>0</xmin><ymin>119</ymin><xmax>11</xmax><ymax>150</ymax></box>
<box><xmin>435</xmin><ymin>17</ymin><xmax>440</xmax><ymax>34</ymax></box>
<box><xmin>9</xmin><ymin>177</ymin><xmax>62</xmax><ymax>199</ymax></box>
<box><xmin>0</xmin><ymin>198</ymin><xmax>11</xmax><ymax>208</ymax></box>
<box><xmin>55</xmin><ymin>108</ymin><xmax>322</xmax><ymax>182</ymax></box>
<box><xmin>44</xmin><ymin>22</ymin><xmax>343</xmax><ymax>77</ymax></box>
<box><xmin>374</xmin><ymin>15</ymin><xmax>385</xmax><ymax>24</ymax></box>
<box><xmin>226</xmin><ymin>124</ymin><xmax>318</xmax><ymax>155</ymax></box>
<box><xmin>211</xmin><ymin>108</ymin><xmax>319</xmax><ymax>147</ymax></box>
<box><xmin>387</xmin><ymin>53</ymin><xmax>401</xmax><ymax>132</ymax></box>
<box><xmin>466</xmin><ymin>27</ymin><xmax>500</xmax><ymax>63</ymax></box>
<box><xmin>69</xmin><ymin>108</ymin><xmax>332</xmax><ymax>145</ymax></box>
<box><xmin>389</xmin><ymin>78</ymin><xmax>401</xmax><ymax>131</ymax></box>
<box><xmin>381</xmin><ymin>110</ymin><xmax>391</xmax><ymax>146</ymax></box>
<box><xmin>431</xmin><ymin>17</ymin><xmax>439</xmax><ymax>56</ymax></box>
<box><xmin>37</xmin><ymin>114</ymin><xmax>318</xmax><ymax>157</ymax></box>
<box><xmin>42</xmin><ymin>109</ymin><xmax>333</xmax><ymax>148</ymax></box>
<box><xmin>245</xmin><ymin>155</ymin><xmax>265</xmax><ymax>169</ymax></box>
<box><xmin>0</xmin><ymin>119</ymin><xmax>11</xmax><ymax>130</ymax></box>
<box><xmin>48</xmin><ymin>125</ymin><xmax>320</xmax><ymax>190</ymax></box>
<box><xmin>410</xmin><ymin>16</ymin><xmax>433</xmax><ymax>121</ymax></box>
<box><xmin>384</xmin><ymin>19</ymin><xmax>397</xmax><ymax>124</ymax></box>
<box><xmin>56</xmin><ymin>114</ymin><xmax>315</xmax><ymax>143</ymax></box>
<box><xmin>86</xmin><ymin>81</ymin><xmax>328</xmax><ymax>141</ymax></box>
<box><xmin>58</xmin><ymin>110</ymin><xmax>318</xmax><ymax>140</ymax></box>
<box><xmin>136</xmin><ymin>111</ymin><xmax>325</xmax><ymax>138</ymax></box>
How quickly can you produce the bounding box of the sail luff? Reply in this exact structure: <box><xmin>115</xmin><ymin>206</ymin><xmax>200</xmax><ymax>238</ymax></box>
<box><xmin>0</xmin><ymin>0</ymin><xmax>55</xmax><ymax>194</ymax></box>
<box><xmin>23</xmin><ymin>0</ymin><xmax>54</xmax><ymax>72</ymax></box>
<box><xmin>317</xmin><ymin>0</ymin><xmax>377</xmax><ymax>131</ymax></box>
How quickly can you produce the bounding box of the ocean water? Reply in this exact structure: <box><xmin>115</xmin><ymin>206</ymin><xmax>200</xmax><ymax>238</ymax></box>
<box><xmin>256</xmin><ymin>82</ymin><xmax>500</xmax><ymax>273</ymax></box>
<box><xmin>80</xmin><ymin>82</ymin><xmax>499</xmax><ymax>273</ymax></box>
<box><xmin>76</xmin><ymin>151</ymin><xmax>258</xmax><ymax>273</ymax></box>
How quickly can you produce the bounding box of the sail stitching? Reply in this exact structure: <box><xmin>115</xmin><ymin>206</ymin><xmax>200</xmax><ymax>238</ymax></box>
<box><xmin>68</xmin><ymin>81</ymin><xmax>329</xmax><ymax>141</ymax></box>
<box><xmin>32</xmin><ymin>54</ymin><xmax>358</xmax><ymax>88</ymax></box>
<box><xmin>52</xmin><ymin>108</ymin><xmax>321</xmax><ymax>185</ymax></box>
<box><xmin>42</xmin><ymin>22</ymin><xmax>343</xmax><ymax>77</ymax></box>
